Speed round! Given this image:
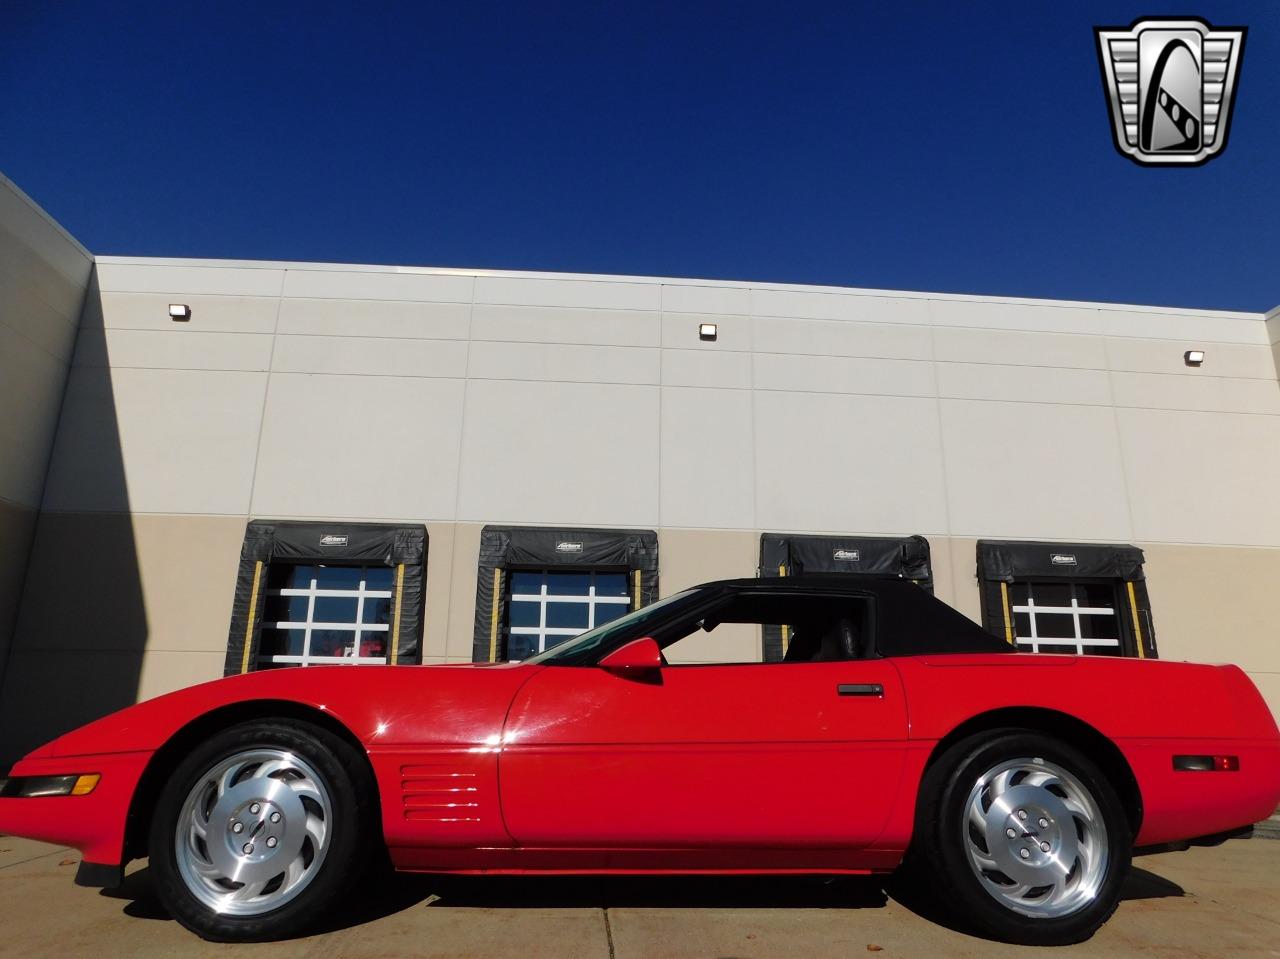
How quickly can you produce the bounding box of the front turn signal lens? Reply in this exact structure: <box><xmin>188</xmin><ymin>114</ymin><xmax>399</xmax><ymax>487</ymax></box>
<box><xmin>70</xmin><ymin>774</ymin><xmax>101</xmax><ymax>796</ymax></box>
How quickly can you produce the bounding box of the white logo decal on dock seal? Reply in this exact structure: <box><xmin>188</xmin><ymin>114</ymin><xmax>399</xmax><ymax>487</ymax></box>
<box><xmin>833</xmin><ymin>549</ymin><xmax>861</xmax><ymax>562</ymax></box>
<box><xmin>319</xmin><ymin>534</ymin><xmax>349</xmax><ymax>547</ymax></box>
<box><xmin>1051</xmin><ymin>553</ymin><xmax>1078</xmax><ymax>566</ymax></box>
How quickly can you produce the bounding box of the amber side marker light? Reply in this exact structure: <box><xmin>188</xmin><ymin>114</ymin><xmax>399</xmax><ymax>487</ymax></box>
<box><xmin>1173</xmin><ymin>755</ymin><xmax>1239</xmax><ymax>772</ymax></box>
<box><xmin>0</xmin><ymin>773</ymin><xmax>101</xmax><ymax>797</ymax></box>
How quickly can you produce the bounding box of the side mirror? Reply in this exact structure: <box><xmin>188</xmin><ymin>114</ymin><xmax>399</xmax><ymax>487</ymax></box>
<box><xmin>598</xmin><ymin>637</ymin><xmax>663</xmax><ymax>676</ymax></box>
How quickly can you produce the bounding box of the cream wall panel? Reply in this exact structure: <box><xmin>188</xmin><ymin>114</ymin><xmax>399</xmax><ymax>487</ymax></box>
<box><xmin>95</xmin><ymin>262</ymin><xmax>284</xmax><ymax>298</ymax></box>
<box><xmin>0</xmin><ymin>183</ymin><xmax>91</xmax><ymax>292</ymax></box>
<box><xmin>420</xmin><ymin>521</ymin><xmax>455</xmax><ymax>661</ymax></box>
<box><xmin>0</xmin><ymin>500</ymin><xmax>35</xmax><ymax>679</ymax></box>
<box><xmin>272</xmin><ymin>333</ymin><xmax>468</xmax><ymax>378</ymax></box>
<box><xmin>661</xmin><ymin>284</ymin><xmax>750</xmax><ymax>315</ymax></box>
<box><xmin>930</xmin><ymin>300</ymin><xmax>1103</xmax><ymax>337</ymax></box>
<box><xmin>751</xmin><ymin>290</ymin><xmax>930</xmax><ymax>325</ymax></box>
<box><xmin>137</xmin><ymin>650</ymin><xmax>225</xmax><ymax>701</ymax></box>
<box><xmin>753</xmin><ymin>315</ymin><xmax>931</xmax><ymax>361</ymax></box>
<box><xmin>936</xmin><ymin>362</ymin><xmax>1112</xmax><ymax>406</ymax></box>
<box><xmin>1250</xmin><ymin>673</ymin><xmax>1280</xmax><ymax>723</ymax></box>
<box><xmin>1105</xmin><ymin>336</ymin><xmax>1276</xmax><ymax>379</ymax></box>
<box><xmin>444</xmin><ymin>522</ymin><xmax>483</xmax><ymax>661</ymax></box>
<box><xmin>753</xmin><ymin>353</ymin><xmax>934</xmax><ymax>397</ymax></box>
<box><xmin>282</xmin><ymin>269</ymin><xmax>473</xmax><ymax>303</ymax></box>
<box><xmin>658</xmin><ymin>528</ymin><xmax>758</xmax><ymax>663</ymax></box>
<box><xmin>0</xmin><ymin>432</ymin><xmax>48</xmax><ymax>508</ymax></box>
<box><xmin>277</xmin><ymin>298</ymin><xmax>469</xmax><ymax>340</ymax></box>
<box><xmin>1117</xmin><ymin>408</ymin><xmax>1280</xmax><ymax>546</ymax></box>
<box><xmin>660</xmin><ymin>387</ymin><xmax>755</xmax><ymax>529</ymax></box>
<box><xmin>457</xmin><ymin>379</ymin><xmax>659</xmax><ymax>526</ymax></box>
<box><xmin>1097</xmin><ymin>309</ymin><xmax>1268</xmax><ymax>346</ymax></box>
<box><xmin>661</xmin><ymin>312</ymin><xmax>750</xmax><ymax>351</ymax></box>
<box><xmin>471</xmin><ymin>304</ymin><xmax>658</xmax><ymax>347</ymax></box>
<box><xmin>0</xmin><ymin>225</ymin><xmax>89</xmax><ymax>319</ymax></box>
<box><xmin>0</xmin><ymin>323</ymin><xmax>68</xmax><ymax>460</ymax></box>
<box><xmin>252</xmin><ymin>373</ymin><xmax>465</xmax><ymax>520</ymax></box>
<box><xmin>74</xmin><ymin>329</ymin><xmax>274</xmax><ymax>372</ymax></box>
<box><xmin>932</xmin><ymin>326</ymin><xmax>1107</xmax><ymax>370</ymax></box>
<box><xmin>936</xmin><ymin>536</ymin><xmax>983</xmax><ymax>624</ymax></box>
<box><xmin>1110</xmin><ymin>371</ymin><xmax>1280</xmax><ymax>415</ymax></box>
<box><xmin>92</xmin><ymin>291</ymin><xmax>280</xmax><ymax>334</ymax></box>
<box><xmin>940</xmin><ymin>400</ymin><xmax>1132</xmax><ymax>540</ymax></box>
<box><xmin>661</xmin><ymin>349</ymin><xmax>752</xmax><ymax>389</ymax></box>
<box><xmin>475</xmin><ymin>276</ymin><xmax>660</xmax><ymax>311</ymax></box>
<box><xmin>468</xmin><ymin>341</ymin><xmax>659</xmax><ymax>385</ymax></box>
<box><xmin>754</xmin><ymin>392</ymin><xmax>948</xmax><ymax>534</ymax></box>
<box><xmin>43</xmin><ymin>368</ymin><xmax>267</xmax><ymax>514</ymax></box>
<box><xmin>0</xmin><ymin>271</ymin><xmax>79</xmax><ymax>360</ymax></box>
<box><xmin>1140</xmin><ymin>543</ymin><xmax>1280</xmax><ymax>676</ymax></box>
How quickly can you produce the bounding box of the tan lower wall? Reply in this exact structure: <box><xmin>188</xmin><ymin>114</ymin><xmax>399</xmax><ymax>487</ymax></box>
<box><xmin>4</xmin><ymin>517</ymin><xmax>1278</xmax><ymax>763</ymax></box>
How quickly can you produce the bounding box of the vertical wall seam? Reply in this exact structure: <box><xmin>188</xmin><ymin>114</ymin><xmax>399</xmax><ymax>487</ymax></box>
<box><xmin>243</xmin><ymin>269</ymin><xmax>287</xmax><ymax>518</ymax></box>
<box><xmin>442</xmin><ymin>275</ymin><xmax>478</xmax><ymax>659</ymax></box>
<box><xmin>924</xmin><ymin>299</ymin><xmax>960</xmax><ymax>604</ymax></box>
<box><xmin>1102</xmin><ymin>319</ymin><xmax>1140</xmax><ymax>542</ymax></box>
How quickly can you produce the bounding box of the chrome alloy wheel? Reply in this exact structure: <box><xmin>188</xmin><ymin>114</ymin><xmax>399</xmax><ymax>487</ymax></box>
<box><xmin>174</xmin><ymin>748</ymin><xmax>333</xmax><ymax>917</ymax></box>
<box><xmin>961</xmin><ymin>756</ymin><xmax>1109</xmax><ymax>919</ymax></box>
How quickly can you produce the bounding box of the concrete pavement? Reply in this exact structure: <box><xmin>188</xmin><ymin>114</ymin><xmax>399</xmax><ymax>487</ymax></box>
<box><xmin>0</xmin><ymin>836</ymin><xmax>1276</xmax><ymax>958</ymax></box>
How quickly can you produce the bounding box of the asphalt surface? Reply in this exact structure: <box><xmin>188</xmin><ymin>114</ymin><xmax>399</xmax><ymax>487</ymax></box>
<box><xmin>1</xmin><ymin>836</ymin><xmax>1277</xmax><ymax>958</ymax></box>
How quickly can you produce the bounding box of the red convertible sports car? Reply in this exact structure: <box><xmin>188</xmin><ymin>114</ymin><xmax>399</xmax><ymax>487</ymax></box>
<box><xmin>2</xmin><ymin>576</ymin><xmax>1278</xmax><ymax>945</ymax></box>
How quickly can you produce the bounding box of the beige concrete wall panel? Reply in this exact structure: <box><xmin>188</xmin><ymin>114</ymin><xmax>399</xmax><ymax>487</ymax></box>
<box><xmin>420</xmin><ymin>521</ymin><xmax>456</xmax><ymax>661</ymax></box>
<box><xmin>272</xmin><ymin>334</ymin><xmax>468</xmax><ymax>378</ymax></box>
<box><xmin>0</xmin><ymin>224</ymin><xmax>89</xmax><ymax>319</ymax></box>
<box><xmin>753</xmin><ymin>316</ymin><xmax>932</xmax><ymax>361</ymax></box>
<box><xmin>251</xmin><ymin>373</ymin><xmax>465</xmax><ymax>520</ymax></box>
<box><xmin>90</xmin><ymin>291</ymin><xmax>280</xmax><ymax>335</ymax></box>
<box><xmin>0</xmin><ymin>500</ymin><xmax>36</xmax><ymax>676</ymax></box>
<box><xmin>136</xmin><ymin>649</ymin><xmax>225</xmax><ymax>702</ymax></box>
<box><xmin>751</xmin><ymin>290</ymin><xmax>930</xmax><ymax>325</ymax></box>
<box><xmin>661</xmin><ymin>349</ymin><xmax>752</xmax><ymax>389</ymax></box>
<box><xmin>754</xmin><ymin>392</ymin><xmax>948</xmax><ymax>534</ymax></box>
<box><xmin>443</xmin><ymin>522</ymin><xmax>483</xmax><ymax>661</ymax></box>
<box><xmin>95</xmin><ymin>262</ymin><xmax>284</xmax><ymax>298</ymax></box>
<box><xmin>940</xmin><ymin>399</ymin><xmax>1132</xmax><ymax>541</ymax></box>
<box><xmin>468</xmin><ymin>341</ymin><xmax>659</xmax><ymax>386</ymax></box>
<box><xmin>277</xmin><ymin>298</ymin><xmax>470</xmax><ymax>340</ymax></box>
<box><xmin>1106</xmin><ymin>336</ymin><xmax>1277</xmax><ymax>380</ymax></box>
<box><xmin>936</xmin><ymin>362</ymin><xmax>1113</xmax><ymax>406</ymax></box>
<box><xmin>0</xmin><ymin>181</ymin><xmax>91</xmax><ymax>286</ymax></box>
<box><xmin>942</xmin><ymin>535</ymin><xmax>984</xmax><ymax>624</ymax></box>
<box><xmin>1110</xmin><ymin>371</ymin><xmax>1280</xmax><ymax>415</ymax></box>
<box><xmin>470</xmin><ymin>304</ymin><xmax>658</xmax><ymax>348</ymax></box>
<box><xmin>457</xmin><ymin>380</ymin><xmax>660</xmax><ymax>527</ymax></box>
<box><xmin>475</xmin><ymin>276</ymin><xmax>660</xmax><ymax>311</ymax></box>
<box><xmin>74</xmin><ymin>329</ymin><xmax>273</xmax><ymax>372</ymax></box>
<box><xmin>660</xmin><ymin>284</ymin><xmax>750</xmax><ymax>315</ymax></box>
<box><xmin>753</xmin><ymin>353</ymin><xmax>935</xmax><ymax>398</ymax></box>
<box><xmin>42</xmin><ymin>368</ymin><xmax>267</xmax><ymax>514</ymax></box>
<box><xmin>281</xmin><ymin>269</ymin><xmax>473</xmax><ymax>303</ymax></box>
<box><xmin>657</xmin><ymin>528</ymin><xmax>758</xmax><ymax>663</ymax></box>
<box><xmin>0</xmin><ymin>270</ymin><xmax>80</xmax><ymax>360</ymax></box>
<box><xmin>660</xmin><ymin>388</ymin><xmax>755</xmax><ymax>530</ymax></box>
<box><xmin>1117</xmin><ymin>408</ymin><xmax>1280</xmax><ymax>547</ymax></box>
<box><xmin>931</xmin><ymin>326</ymin><xmax>1108</xmax><ymax>370</ymax></box>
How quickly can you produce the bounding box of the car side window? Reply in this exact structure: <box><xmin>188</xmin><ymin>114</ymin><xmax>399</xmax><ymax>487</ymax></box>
<box><xmin>661</xmin><ymin>593</ymin><xmax>873</xmax><ymax>665</ymax></box>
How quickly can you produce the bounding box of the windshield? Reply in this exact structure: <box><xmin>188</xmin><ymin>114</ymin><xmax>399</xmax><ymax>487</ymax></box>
<box><xmin>524</xmin><ymin>588</ymin><xmax>702</xmax><ymax>665</ymax></box>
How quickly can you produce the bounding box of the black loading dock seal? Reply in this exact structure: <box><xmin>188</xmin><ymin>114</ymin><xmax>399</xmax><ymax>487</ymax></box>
<box><xmin>224</xmin><ymin>520</ymin><xmax>427</xmax><ymax>674</ymax></box>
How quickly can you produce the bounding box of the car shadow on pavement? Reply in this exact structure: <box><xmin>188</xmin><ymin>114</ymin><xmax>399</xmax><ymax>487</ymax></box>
<box><xmin>100</xmin><ymin>862</ymin><xmax>1183</xmax><ymax>937</ymax></box>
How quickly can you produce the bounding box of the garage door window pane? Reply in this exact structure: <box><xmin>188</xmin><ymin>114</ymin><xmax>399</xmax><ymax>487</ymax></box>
<box><xmin>506</xmin><ymin>569</ymin><xmax>632</xmax><ymax>660</ymax></box>
<box><xmin>258</xmin><ymin>564</ymin><xmax>394</xmax><ymax>668</ymax></box>
<box><xmin>1008</xmin><ymin>582</ymin><xmax>1121</xmax><ymax>656</ymax></box>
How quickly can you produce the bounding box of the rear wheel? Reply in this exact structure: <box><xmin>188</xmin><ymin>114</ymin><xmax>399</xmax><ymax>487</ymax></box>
<box><xmin>148</xmin><ymin>719</ymin><xmax>376</xmax><ymax>941</ymax></box>
<box><xmin>908</xmin><ymin>730</ymin><xmax>1131</xmax><ymax>945</ymax></box>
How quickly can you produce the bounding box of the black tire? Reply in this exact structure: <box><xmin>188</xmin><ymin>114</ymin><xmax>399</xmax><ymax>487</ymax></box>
<box><xmin>905</xmin><ymin>729</ymin><xmax>1132</xmax><ymax>946</ymax></box>
<box><xmin>147</xmin><ymin>719</ymin><xmax>378</xmax><ymax>941</ymax></box>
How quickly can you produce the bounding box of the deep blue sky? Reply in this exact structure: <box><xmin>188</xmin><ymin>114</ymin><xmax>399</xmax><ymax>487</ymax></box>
<box><xmin>2</xmin><ymin>2</ymin><xmax>1275</xmax><ymax>312</ymax></box>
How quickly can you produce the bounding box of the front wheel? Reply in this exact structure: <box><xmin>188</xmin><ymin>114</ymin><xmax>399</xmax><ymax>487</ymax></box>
<box><xmin>148</xmin><ymin>719</ymin><xmax>376</xmax><ymax>941</ymax></box>
<box><xmin>908</xmin><ymin>730</ymin><xmax>1132</xmax><ymax>945</ymax></box>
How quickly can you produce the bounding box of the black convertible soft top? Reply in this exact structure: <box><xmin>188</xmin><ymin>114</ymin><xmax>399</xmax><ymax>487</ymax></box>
<box><xmin>701</xmin><ymin>576</ymin><xmax>1013</xmax><ymax>658</ymax></box>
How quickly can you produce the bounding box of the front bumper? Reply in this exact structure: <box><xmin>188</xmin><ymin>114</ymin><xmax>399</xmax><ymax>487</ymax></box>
<box><xmin>0</xmin><ymin>751</ymin><xmax>151</xmax><ymax>870</ymax></box>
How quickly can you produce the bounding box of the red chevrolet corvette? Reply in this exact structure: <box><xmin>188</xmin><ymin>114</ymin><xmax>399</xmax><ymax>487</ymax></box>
<box><xmin>2</xmin><ymin>577</ymin><xmax>1278</xmax><ymax>944</ymax></box>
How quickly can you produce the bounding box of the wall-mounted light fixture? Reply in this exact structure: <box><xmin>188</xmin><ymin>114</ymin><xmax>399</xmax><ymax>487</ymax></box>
<box><xmin>1184</xmin><ymin>349</ymin><xmax>1205</xmax><ymax>367</ymax></box>
<box><xmin>698</xmin><ymin>323</ymin><xmax>718</xmax><ymax>341</ymax></box>
<box><xmin>169</xmin><ymin>304</ymin><xmax>191</xmax><ymax>321</ymax></box>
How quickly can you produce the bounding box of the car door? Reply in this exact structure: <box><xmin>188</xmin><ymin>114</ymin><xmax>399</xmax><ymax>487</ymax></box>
<box><xmin>498</xmin><ymin>602</ymin><xmax>908</xmax><ymax>850</ymax></box>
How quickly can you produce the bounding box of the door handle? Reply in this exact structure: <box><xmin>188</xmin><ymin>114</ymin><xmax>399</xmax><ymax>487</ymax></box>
<box><xmin>837</xmin><ymin>683</ymin><xmax>884</xmax><ymax>697</ymax></box>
